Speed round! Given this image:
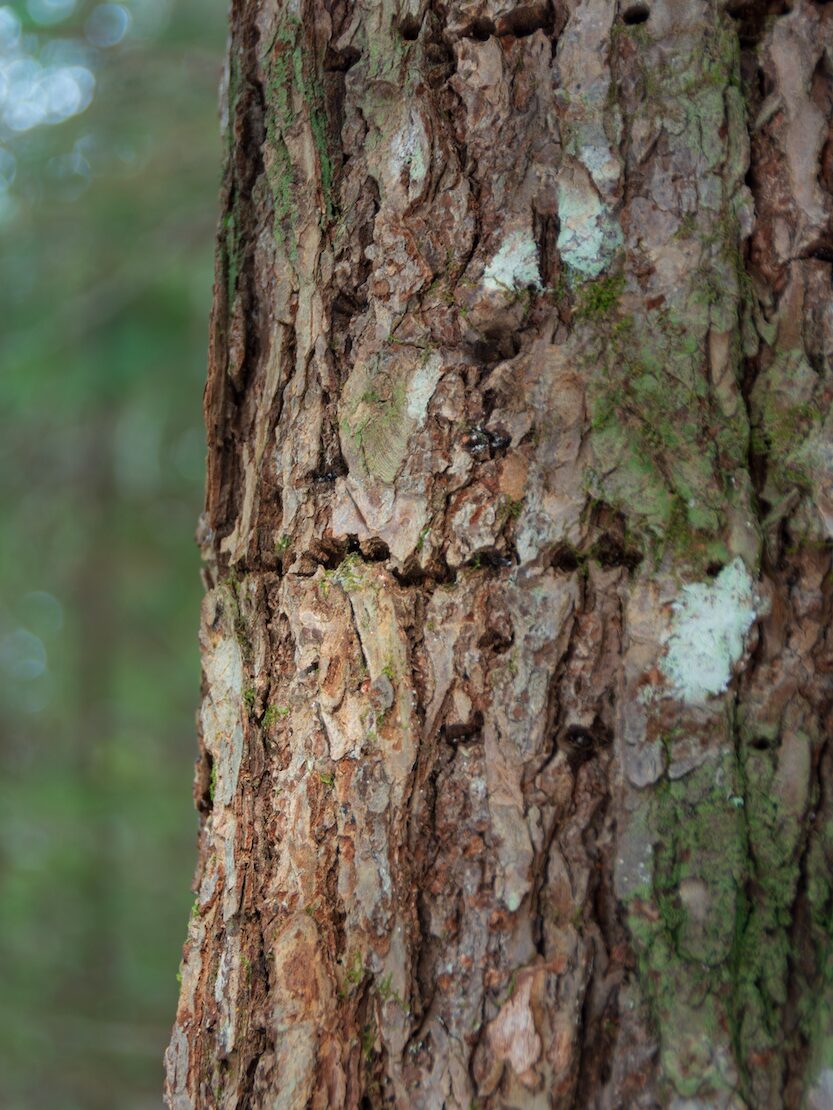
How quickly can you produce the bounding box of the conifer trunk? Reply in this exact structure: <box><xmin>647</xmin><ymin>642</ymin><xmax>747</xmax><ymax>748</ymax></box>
<box><xmin>166</xmin><ymin>1</ymin><xmax>833</xmax><ymax>1105</ymax></box>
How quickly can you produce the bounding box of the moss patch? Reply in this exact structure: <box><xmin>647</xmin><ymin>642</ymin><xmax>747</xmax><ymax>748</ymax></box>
<box><xmin>582</xmin><ymin>273</ymin><xmax>750</xmax><ymax>566</ymax></box>
<box><xmin>262</xmin><ymin>14</ymin><xmax>336</xmax><ymax>253</ymax></box>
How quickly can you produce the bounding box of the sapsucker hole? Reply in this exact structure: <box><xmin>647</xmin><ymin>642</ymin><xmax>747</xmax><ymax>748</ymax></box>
<box><xmin>400</xmin><ymin>15</ymin><xmax>421</xmax><ymax>40</ymax></box>
<box><xmin>391</xmin><ymin>558</ymin><xmax>427</xmax><ymax>587</ymax></box>
<box><xmin>750</xmin><ymin>736</ymin><xmax>776</xmax><ymax>751</ymax></box>
<box><xmin>551</xmin><ymin>545</ymin><xmax>581</xmax><ymax>573</ymax></box>
<box><xmin>470</xmin><ymin>329</ymin><xmax>520</xmax><ymax>366</ymax></box>
<box><xmin>561</xmin><ymin>725</ymin><xmax>597</xmax><ymax>763</ymax></box>
<box><xmin>444</xmin><ymin>711</ymin><xmax>484</xmax><ymax>742</ymax></box>
<box><xmin>621</xmin><ymin>1</ymin><xmax>650</xmax><ymax>24</ymax></box>
<box><xmin>465</xmin><ymin>17</ymin><xmax>496</xmax><ymax>40</ymax></box>
<box><xmin>467</xmin><ymin>547</ymin><xmax>513</xmax><ymax>569</ymax></box>
<box><xmin>309</xmin><ymin>537</ymin><xmax>350</xmax><ymax>568</ymax></box>
<box><xmin>591</xmin><ymin>533</ymin><xmax>643</xmax><ymax>571</ymax></box>
<box><xmin>359</xmin><ymin>536</ymin><xmax>390</xmax><ymax>562</ymax></box>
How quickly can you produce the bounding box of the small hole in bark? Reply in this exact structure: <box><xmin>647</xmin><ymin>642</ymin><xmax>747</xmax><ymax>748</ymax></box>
<box><xmin>392</xmin><ymin>558</ymin><xmax>427</xmax><ymax>587</ymax></box>
<box><xmin>465</xmin><ymin>17</ymin><xmax>497</xmax><ymax>40</ymax></box>
<box><xmin>444</xmin><ymin>712</ymin><xmax>484</xmax><ymax>742</ymax></box>
<box><xmin>806</xmin><ymin>244</ymin><xmax>833</xmax><ymax>264</ymax></box>
<box><xmin>621</xmin><ymin>1</ymin><xmax>650</xmax><ymax>24</ymax></box>
<box><xmin>561</xmin><ymin>725</ymin><xmax>597</xmax><ymax>763</ymax></box>
<box><xmin>750</xmin><ymin>735</ymin><xmax>775</xmax><ymax>751</ymax></box>
<box><xmin>551</xmin><ymin>545</ymin><xmax>581</xmax><ymax>573</ymax></box>
<box><xmin>706</xmin><ymin>560</ymin><xmax>725</xmax><ymax>578</ymax></box>
<box><xmin>467</xmin><ymin>548</ymin><xmax>513</xmax><ymax>570</ymax></box>
<box><xmin>727</xmin><ymin>0</ymin><xmax>792</xmax><ymax>44</ymax></box>
<box><xmin>591</xmin><ymin>534</ymin><xmax>643</xmax><ymax>571</ymax></box>
<box><xmin>400</xmin><ymin>15</ymin><xmax>422</xmax><ymax>40</ymax></box>
<box><xmin>309</xmin><ymin>537</ymin><xmax>351</xmax><ymax>568</ymax></box>
<box><xmin>470</xmin><ymin>331</ymin><xmax>520</xmax><ymax>365</ymax></box>
<box><xmin>359</xmin><ymin>536</ymin><xmax>390</xmax><ymax>562</ymax></box>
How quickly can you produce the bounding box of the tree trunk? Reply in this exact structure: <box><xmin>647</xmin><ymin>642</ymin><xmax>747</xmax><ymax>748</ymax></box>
<box><xmin>165</xmin><ymin>0</ymin><xmax>833</xmax><ymax>1105</ymax></box>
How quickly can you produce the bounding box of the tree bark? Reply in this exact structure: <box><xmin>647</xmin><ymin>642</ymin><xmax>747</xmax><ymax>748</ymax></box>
<box><xmin>165</xmin><ymin>0</ymin><xmax>833</xmax><ymax>1106</ymax></box>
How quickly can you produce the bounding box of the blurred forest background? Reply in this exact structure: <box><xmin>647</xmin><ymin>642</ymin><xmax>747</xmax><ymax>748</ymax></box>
<box><xmin>0</xmin><ymin>0</ymin><xmax>226</xmax><ymax>1105</ymax></box>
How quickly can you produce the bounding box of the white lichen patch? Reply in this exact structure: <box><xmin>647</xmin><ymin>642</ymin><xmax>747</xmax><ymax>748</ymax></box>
<box><xmin>199</xmin><ymin>587</ymin><xmax>245</xmax><ymax>923</ymax></box>
<box><xmin>386</xmin><ymin>111</ymin><xmax>430</xmax><ymax>204</ymax></box>
<box><xmin>214</xmin><ymin>938</ymin><xmax>241</xmax><ymax>1057</ymax></box>
<box><xmin>660</xmin><ymin>558</ymin><xmax>758</xmax><ymax>704</ymax></box>
<box><xmin>200</xmin><ymin>614</ymin><xmax>244</xmax><ymax>809</ymax></box>
<box><xmin>556</xmin><ymin>170</ymin><xmax>623</xmax><ymax>278</ymax></box>
<box><xmin>390</xmin><ymin>121</ymin><xmax>426</xmax><ymax>185</ymax></box>
<box><xmin>578</xmin><ymin>138</ymin><xmax>621</xmax><ymax>193</ymax></box>
<box><xmin>406</xmin><ymin>350</ymin><xmax>443</xmax><ymax>423</ymax></box>
<box><xmin>483</xmin><ymin>230</ymin><xmax>542</xmax><ymax>292</ymax></box>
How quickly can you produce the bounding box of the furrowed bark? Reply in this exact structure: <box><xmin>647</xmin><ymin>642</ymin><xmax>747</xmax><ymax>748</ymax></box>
<box><xmin>166</xmin><ymin>0</ymin><xmax>833</xmax><ymax>1106</ymax></box>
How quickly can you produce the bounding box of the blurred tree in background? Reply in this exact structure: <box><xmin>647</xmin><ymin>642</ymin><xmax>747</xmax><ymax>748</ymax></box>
<box><xmin>0</xmin><ymin>1</ymin><xmax>226</xmax><ymax>1105</ymax></box>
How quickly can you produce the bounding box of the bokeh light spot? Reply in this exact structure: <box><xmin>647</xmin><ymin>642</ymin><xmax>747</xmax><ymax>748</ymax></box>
<box><xmin>0</xmin><ymin>627</ymin><xmax>47</xmax><ymax>681</ymax></box>
<box><xmin>86</xmin><ymin>3</ymin><xmax>131</xmax><ymax>48</ymax></box>
<box><xmin>27</xmin><ymin>0</ymin><xmax>76</xmax><ymax>27</ymax></box>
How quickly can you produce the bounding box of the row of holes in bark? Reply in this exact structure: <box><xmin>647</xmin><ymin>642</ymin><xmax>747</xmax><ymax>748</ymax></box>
<box><xmin>402</xmin><ymin>4</ymin><xmax>650</xmax><ymax>42</ymax></box>
<box><xmin>442</xmin><ymin>714</ymin><xmax>609</xmax><ymax>764</ymax></box>
<box><xmin>448</xmin><ymin>0</ymin><xmax>833</xmax><ymax>45</ymax></box>
<box><xmin>373</xmin><ymin>0</ymin><xmax>827</xmax><ymax>67</ymax></box>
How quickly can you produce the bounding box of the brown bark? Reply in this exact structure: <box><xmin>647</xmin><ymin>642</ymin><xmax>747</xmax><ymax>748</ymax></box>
<box><xmin>166</xmin><ymin>0</ymin><xmax>833</xmax><ymax>1106</ymax></box>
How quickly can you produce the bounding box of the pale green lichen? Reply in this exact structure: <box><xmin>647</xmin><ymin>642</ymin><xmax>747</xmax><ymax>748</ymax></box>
<box><xmin>341</xmin><ymin>349</ymin><xmax>442</xmax><ymax>484</ymax></box>
<box><xmin>625</xmin><ymin>754</ymin><xmax>750</xmax><ymax>1100</ymax></box>
<box><xmin>201</xmin><ymin>616</ymin><xmax>244</xmax><ymax>807</ymax></box>
<box><xmin>728</xmin><ymin>709</ymin><xmax>822</xmax><ymax>1101</ymax></box>
<box><xmin>262</xmin><ymin>13</ymin><xmax>335</xmax><ymax>252</ymax></box>
<box><xmin>661</xmin><ymin>559</ymin><xmax>757</xmax><ymax>704</ymax></box>
<box><xmin>556</xmin><ymin>173</ymin><xmax>622</xmax><ymax>279</ymax></box>
<box><xmin>483</xmin><ymin>230</ymin><xmax>542</xmax><ymax>293</ymax></box>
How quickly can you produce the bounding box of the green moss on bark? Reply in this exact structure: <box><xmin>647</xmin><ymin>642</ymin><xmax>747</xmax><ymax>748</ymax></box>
<box><xmin>262</xmin><ymin>14</ymin><xmax>336</xmax><ymax>254</ymax></box>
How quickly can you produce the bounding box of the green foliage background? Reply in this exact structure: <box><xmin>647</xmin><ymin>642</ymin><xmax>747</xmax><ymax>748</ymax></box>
<box><xmin>0</xmin><ymin>1</ymin><xmax>226</xmax><ymax>1105</ymax></box>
